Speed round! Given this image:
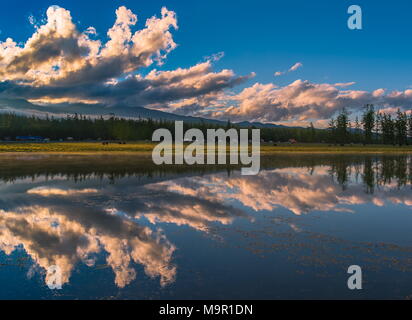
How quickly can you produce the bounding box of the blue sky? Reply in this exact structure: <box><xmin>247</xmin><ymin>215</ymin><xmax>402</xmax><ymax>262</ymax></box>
<box><xmin>1</xmin><ymin>0</ymin><xmax>411</xmax><ymax>90</ymax></box>
<box><xmin>0</xmin><ymin>0</ymin><xmax>411</xmax><ymax>125</ymax></box>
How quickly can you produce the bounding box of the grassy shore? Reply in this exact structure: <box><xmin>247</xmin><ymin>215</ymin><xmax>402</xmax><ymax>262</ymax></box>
<box><xmin>0</xmin><ymin>142</ymin><xmax>155</xmax><ymax>154</ymax></box>
<box><xmin>0</xmin><ymin>142</ymin><xmax>412</xmax><ymax>154</ymax></box>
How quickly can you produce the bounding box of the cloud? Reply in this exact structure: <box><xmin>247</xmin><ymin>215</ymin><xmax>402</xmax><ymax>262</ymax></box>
<box><xmin>204</xmin><ymin>51</ymin><xmax>225</xmax><ymax>62</ymax></box>
<box><xmin>200</xmin><ymin>80</ymin><xmax>412</xmax><ymax>124</ymax></box>
<box><xmin>0</xmin><ymin>61</ymin><xmax>251</xmax><ymax>108</ymax></box>
<box><xmin>0</xmin><ymin>6</ymin><xmax>250</xmax><ymax>110</ymax></box>
<box><xmin>0</xmin><ymin>5</ymin><xmax>171</xmax><ymax>90</ymax></box>
<box><xmin>289</xmin><ymin>62</ymin><xmax>303</xmax><ymax>72</ymax></box>
<box><xmin>274</xmin><ymin>62</ymin><xmax>303</xmax><ymax>77</ymax></box>
<box><xmin>0</xmin><ymin>6</ymin><xmax>177</xmax><ymax>86</ymax></box>
<box><xmin>334</xmin><ymin>82</ymin><xmax>356</xmax><ymax>87</ymax></box>
<box><xmin>1</xmin><ymin>6</ymin><xmax>412</xmax><ymax>124</ymax></box>
<box><xmin>27</xmin><ymin>187</ymin><xmax>98</xmax><ymax>196</ymax></box>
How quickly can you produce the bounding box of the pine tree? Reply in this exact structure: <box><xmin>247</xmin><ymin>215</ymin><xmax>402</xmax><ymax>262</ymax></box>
<box><xmin>375</xmin><ymin>112</ymin><xmax>382</xmax><ymax>143</ymax></box>
<box><xmin>395</xmin><ymin>109</ymin><xmax>408</xmax><ymax>146</ymax></box>
<box><xmin>354</xmin><ymin>116</ymin><xmax>361</xmax><ymax>143</ymax></box>
<box><xmin>362</xmin><ymin>104</ymin><xmax>375</xmax><ymax>144</ymax></box>
<box><xmin>381</xmin><ymin>113</ymin><xmax>395</xmax><ymax>145</ymax></box>
<box><xmin>336</xmin><ymin>108</ymin><xmax>349</xmax><ymax>145</ymax></box>
<box><xmin>309</xmin><ymin>122</ymin><xmax>316</xmax><ymax>143</ymax></box>
<box><xmin>328</xmin><ymin>118</ymin><xmax>336</xmax><ymax>143</ymax></box>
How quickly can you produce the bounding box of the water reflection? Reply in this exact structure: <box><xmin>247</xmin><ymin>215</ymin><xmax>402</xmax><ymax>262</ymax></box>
<box><xmin>329</xmin><ymin>156</ymin><xmax>412</xmax><ymax>193</ymax></box>
<box><xmin>0</xmin><ymin>154</ymin><xmax>411</xmax><ymax>298</ymax></box>
<box><xmin>0</xmin><ymin>195</ymin><xmax>177</xmax><ymax>288</ymax></box>
<box><xmin>157</xmin><ymin>162</ymin><xmax>412</xmax><ymax>215</ymax></box>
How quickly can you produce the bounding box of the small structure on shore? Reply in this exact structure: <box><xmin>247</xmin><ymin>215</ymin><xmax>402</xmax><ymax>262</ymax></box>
<box><xmin>288</xmin><ymin>138</ymin><xmax>298</xmax><ymax>144</ymax></box>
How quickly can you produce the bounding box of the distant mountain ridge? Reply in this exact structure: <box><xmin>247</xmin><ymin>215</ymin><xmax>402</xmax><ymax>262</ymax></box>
<box><xmin>0</xmin><ymin>98</ymin><xmax>295</xmax><ymax>129</ymax></box>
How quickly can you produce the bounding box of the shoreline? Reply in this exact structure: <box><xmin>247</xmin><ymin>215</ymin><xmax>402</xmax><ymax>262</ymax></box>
<box><xmin>1</xmin><ymin>143</ymin><xmax>412</xmax><ymax>154</ymax></box>
<box><xmin>0</xmin><ymin>142</ymin><xmax>412</xmax><ymax>155</ymax></box>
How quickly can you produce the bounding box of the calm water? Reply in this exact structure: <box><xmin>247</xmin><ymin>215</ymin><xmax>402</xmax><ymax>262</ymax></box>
<box><xmin>0</xmin><ymin>154</ymin><xmax>411</xmax><ymax>299</ymax></box>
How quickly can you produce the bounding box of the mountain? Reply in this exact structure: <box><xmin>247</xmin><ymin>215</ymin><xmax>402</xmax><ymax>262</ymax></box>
<box><xmin>0</xmin><ymin>98</ymin><xmax>296</xmax><ymax>129</ymax></box>
<box><xmin>235</xmin><ymin>121</ymin><xmax>294</xmax><ymax>129</ymax></box>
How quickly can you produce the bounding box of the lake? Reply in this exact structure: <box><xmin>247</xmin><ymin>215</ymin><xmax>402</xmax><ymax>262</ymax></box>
<box><xmin>0</xmin><ymin>154</ymin><xmax>411</xmax><ymax>299</ymax></box>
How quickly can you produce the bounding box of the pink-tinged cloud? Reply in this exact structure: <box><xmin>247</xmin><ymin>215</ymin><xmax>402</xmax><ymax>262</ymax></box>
<box><xmin>274</xmin><ymin>62</ymin><xmax>303</xmax><ymax>77</ymax></box>
<box><xmin>201</xmin><ymin>80</ymin><xmax>412</xmax><ymax>123</ymax></box>
<box><xmin>289</xmin><ymin>62</ymin><xmax>303</xmax><ymax>72</ymax></box>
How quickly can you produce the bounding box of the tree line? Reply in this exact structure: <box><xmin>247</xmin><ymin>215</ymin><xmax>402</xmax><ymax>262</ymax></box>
<box><xmin>328</xmin><ymin>104</ymin><xmax>412</xmax><ymax>145</ymax></box>
<box><xmin>0</xmin><ymin>105</ymin><xmax>411</xmax><ymax>144</ymax></box>
<box><xmin>0</xmin><ymin>113</ymin><xmax>208</xmax><ymax>141</ymax></box>
<box><xmin>0</xmin><ymin>113</ymin><xmax>329</xmax><ymax>142</ymax></box>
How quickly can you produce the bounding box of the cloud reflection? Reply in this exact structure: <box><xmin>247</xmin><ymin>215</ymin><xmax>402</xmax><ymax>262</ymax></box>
<box><xmin>0</xmin><ymin>156</ymin><xmax>411</xmax><ymax>289</ymax></box>
<box><xmin>0</xmin><ymin>202</ymin><xmax>176</xmax><ymax>288</ymax></box>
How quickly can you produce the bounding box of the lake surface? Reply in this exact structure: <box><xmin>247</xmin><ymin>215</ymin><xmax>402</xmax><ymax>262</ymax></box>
<box><xmin>0</xmin><ymin>154</ymin><xmax>411</xmax><ymax>299</ymax></box>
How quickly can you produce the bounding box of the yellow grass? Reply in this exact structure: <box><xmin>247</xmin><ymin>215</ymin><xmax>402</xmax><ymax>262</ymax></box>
<box><xmin>0</xmin><ymin>142</ymin><xmax>411</xmax><ymax>154</ymax></box>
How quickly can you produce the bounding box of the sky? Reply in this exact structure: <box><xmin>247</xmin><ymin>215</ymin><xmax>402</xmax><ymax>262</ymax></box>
<box><xmin>0</xmin><ymin>0</ymin><xmax>411</xmax><ymax>127</ymax></box>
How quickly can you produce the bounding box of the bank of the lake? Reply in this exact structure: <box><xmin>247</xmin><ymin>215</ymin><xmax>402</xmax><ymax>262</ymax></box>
<box><xmin>1</xmin><ymin>142</ymin><xmax>412</xmax><ymax>154</ymax></box>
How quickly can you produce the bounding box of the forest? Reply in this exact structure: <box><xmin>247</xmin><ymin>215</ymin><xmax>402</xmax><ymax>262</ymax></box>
<box><xmin>0</xmin><ymin>104</ymin><xmax>411</xmax><ymax>145</ymax></box>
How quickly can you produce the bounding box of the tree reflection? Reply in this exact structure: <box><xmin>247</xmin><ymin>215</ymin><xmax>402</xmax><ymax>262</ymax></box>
<box><xmin>327</xmin><ymin>155</ymin><xmax>412</xmax><ymax>194</ymax></box>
